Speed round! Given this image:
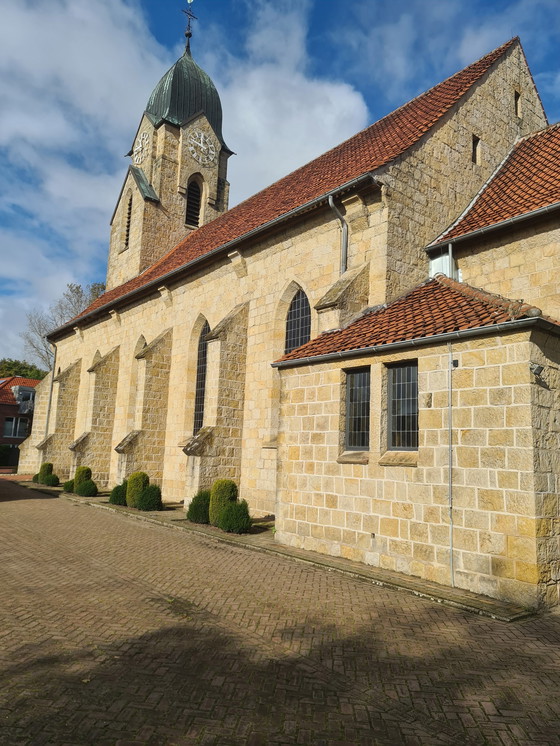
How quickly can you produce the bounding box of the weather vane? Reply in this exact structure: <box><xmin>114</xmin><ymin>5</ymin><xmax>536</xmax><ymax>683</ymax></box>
<box><xmin>182</xmin><ymin>0</ymin><xmax>198</xmax><ymax>54</ymax></box>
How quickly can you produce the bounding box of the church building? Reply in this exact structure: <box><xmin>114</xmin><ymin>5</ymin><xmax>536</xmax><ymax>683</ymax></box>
<box><xmin>20</xmin><ymin>33</ymin><xmax>560</xmax><ymax>609</ymax></box>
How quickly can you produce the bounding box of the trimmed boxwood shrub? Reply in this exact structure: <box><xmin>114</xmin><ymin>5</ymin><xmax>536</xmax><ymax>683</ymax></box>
<box><xmin>38</xmin><ymin>463</ymin><xmax>53</xmax><ymax>483</ymax></box>
<box><xmin>209</xmin><ymin>479</ymin><xmax>238</xmax><ymax>526</ymax></box>
<box><xmin>109</xmin><ymin>480</ymin><xmax>127</xmax><ymax>506</ymax></box>
<box><xmin>137</xmin><ymin>484</ymin><xmax>163</xmax><ymax>511</ymax></box>
<box><xmin>217</xmin><ymin>499</ymin><xmax>252</xmax><ymax>534</ymax></box>
<box><xmin>186</xmin><ymin>489</ymin><xmax>210</xmax><ymax>524</ymax></box>
<box><xmin>75</xmin><ymin>479</ymin><xmax>98</xmax><ymax>497</ymax></box>
<box><xmin>63</xmin><ymin>479</ymin><xmax>75</xmax><ymax>493</ymax></box>
<box><xmin>32</xmin><ymin>474</ymin><xmax>40</xmax><ymax>483</ymax></box>
<box><xmin>74</xmin><ymin>466</ymin><xmax>92</xmax><ymax>489</ymax></box>
<box><xmin>43</xmin><ymin>473</ymin><xmax>60</xmax><ymax>487</ymax></box>
<box><xmin>126</xmin><ymin>471</ymin><xmax>149</xmax><ymax>508</ymax></box>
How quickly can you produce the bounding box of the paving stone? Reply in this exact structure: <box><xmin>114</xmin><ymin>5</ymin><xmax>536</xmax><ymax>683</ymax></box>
<box><xmin>1</xmin><ymin>480</ymin><xmax>560</xmax><ymax>744</ymax></box>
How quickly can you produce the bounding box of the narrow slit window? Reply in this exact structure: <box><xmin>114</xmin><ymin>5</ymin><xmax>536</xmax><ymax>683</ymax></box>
<box><xmin>124</xmin><ymin>194</ymin><xmax>133</xmax><ymax>250</ymax></box>
<box><xmin>472</xmin><ymin>134</ymin><xmax>481</xmax><ymax>164</ymax></box>
<box><xmin>284</xmin><ymin>289</ymin><xmax>311</xmax><ymax>354</ymax></box>
<box><xmin>186</xmin><ymin>181</ymin><xmax>202</xmax><ymax>227</ymax></box>
<box><xmin>345</xmin><ymin>368</ymin><xmax>370</xmax><ymax>451</ymax></box>
<box><xmin>193</xmin><ymin>321</ymin><xmax>210</xmax><ymax>435</ymax></box>
<box><xmin>514</xmin><ymin>90</ymin><xmax>521</xmax><ymax>118</ymax></box>
<box><xmin>388</xmin><ymin>362</ymin><xmax>418</xmax><ymax>451</ymax></box>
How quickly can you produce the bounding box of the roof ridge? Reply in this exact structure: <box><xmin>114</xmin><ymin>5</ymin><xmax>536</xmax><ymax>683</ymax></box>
<box><xmin>434</xmin><ymin>274</ymin><xmax>542</xmax><ymax>319</ymax></box>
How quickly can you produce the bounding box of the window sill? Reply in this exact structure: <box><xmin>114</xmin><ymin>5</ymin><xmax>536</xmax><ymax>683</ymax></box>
<box><xmin>378</xmin><ymin>451</ymin><xmax>418</xmax><ymax>467</ymax></box>
<box><xmin>337</xmin><ymin>451</ymin><xmax>369</xmax><ymax>465</ymax></box>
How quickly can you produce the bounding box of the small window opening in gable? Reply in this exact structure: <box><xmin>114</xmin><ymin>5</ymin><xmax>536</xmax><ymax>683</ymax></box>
<box><xmin>123</xmin><ymin>194</ymin><xmax>133</xmax><ymax>250</ymax></box>
<box><xmin>186</xmin><ymin>180</ymin><xmax>202</xmax><ymax>228</ymax></box>
<box><xmin>514</xmin><ymin>90</ymin><xmax>521</xmax><ymax>118</ymax></box>
<box><xmin>471</xmin><ymin>134</ymin><xmax>481</xmax><ymax>164</ymax></box>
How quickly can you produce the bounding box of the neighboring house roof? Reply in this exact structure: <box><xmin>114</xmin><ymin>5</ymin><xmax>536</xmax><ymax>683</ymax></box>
<box><xmin>274</xmin><ymin>275</ymin><xmax>556</xmax><ymax>367</ymax></box>
<box><xmin>431</xmin><ymin>123</ymin><xmax>560</xmax><ymax>246</ymax></box>
<box><xmin>0</xmin><ymin>377</ymin><xmax>40</xmax><ymax>406</ymax></box>
<box><xmin>61</xmin><ymin>38</ymin><xmax>519</xmax><ymax>335</ymax></box>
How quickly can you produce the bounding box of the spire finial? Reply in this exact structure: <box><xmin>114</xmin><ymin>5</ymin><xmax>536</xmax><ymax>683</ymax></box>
<box><xmin>182</xmin><ymin>0</ymin><xmax>197</xmax><ymax>55</ymax></box>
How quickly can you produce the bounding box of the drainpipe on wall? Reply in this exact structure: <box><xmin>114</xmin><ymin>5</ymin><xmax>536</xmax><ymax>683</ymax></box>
<box><xmin>44</xmin><ymin>342</ymin><xmax>58</xmax><ymax>439</ymax></box>
<box><xmin>328</xmin><ymin>195</ymin><xmax>349</xmax><ymax>275</ymax></box>
<box><xmin>448</xmin><ymin>343</ymin><xmax>457</xmax><ymax>587</ymax></box>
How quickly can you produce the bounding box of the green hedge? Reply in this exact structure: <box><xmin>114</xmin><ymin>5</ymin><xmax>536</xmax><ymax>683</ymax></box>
<box><xmin>186</xmin><ymin>490</ymin><xmax>210</xmax><ymax>524</ymax></box>
<box><xmin>75</xmin><ymin>479</ymin><xmax>98</xmax><ymax>497</ymax></box>
<box><xmin>74</xmin><ymin>466</ymin><xmax>92</xmax><ymax>488</ymax></box>
<box><xmin>43</xmin><ymin>473</ymin><xmax>60</xmax><ymax>488</ymax></box>
<box><xmin>217</xmin><ymin>499</ymin><xmax>252</xmax><ymax>534</ymax></box>
<box><xmin>109</xmin><ymin>480</ymin><xmax>128</xmax><ymax>506</ymax></box>
<box><xmin>126</xmin><ymin>472</ymin><xmax>149</xmax><ymax>508</ymax></box>
<box><xmin>137</xmin><ymin>484</ymin><xmax>163</xmax><ymax>511</ymax></box>
<box><xmin>209</xmin><ymin>479</ymin><xmax>238</xmax><ymax>526</ymax></box>
<box><xmin>63</xmin><ymin>479</ymin><xmax>74</xmax><ymax>493</ymax></box>
<box><xmin>38</xmin><ymin>463</ymin><xmax>53</xmax><ymax>483</ymax></box>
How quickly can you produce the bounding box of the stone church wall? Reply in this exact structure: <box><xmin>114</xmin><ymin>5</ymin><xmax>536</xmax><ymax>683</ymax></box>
<box><xmin>41</xmin><ymin>361</ymin><xmax>81</xmax><ymax>481</ymax></box>
<box><xmin>275</xmin><ymin>330</ymin><xmax>560</xmax><ymax>608</ymax></box>
<box><xmin>381</xmin><ymin>43</ymin><xmax>547</xmax><ymax>305</ymax></box>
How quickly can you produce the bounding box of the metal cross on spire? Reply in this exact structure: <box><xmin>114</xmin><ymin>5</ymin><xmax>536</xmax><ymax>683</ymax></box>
<box><xmin>182</xmin><ymin>0</ymin><xmax>198</xmax><ymax>55</ymax></box>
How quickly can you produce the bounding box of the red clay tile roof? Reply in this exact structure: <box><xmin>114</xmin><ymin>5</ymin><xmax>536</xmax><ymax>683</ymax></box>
<box><xmin>434</xmin><ymin>123</ymin><xmax>560</xmax><ymax>244</ymax></box>
<box><xmin>276</xmin><ymin>275</ymin><xmax>553</xmax><ymax>365</ymax></box>
<box><xmin>65</xmin><ymin>38</ymin><xmax>519</xmax><ymax>332</ymax></box>
<box><xmin>0</xmin><ymin>377</ymin><xmax>41</xmax><ymax>405</ymax></box>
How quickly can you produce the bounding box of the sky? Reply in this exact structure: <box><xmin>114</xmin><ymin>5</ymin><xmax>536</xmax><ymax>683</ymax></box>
<box><xmin>1</xmin><ymin>0</ymin><xmax>560</xmax><ymax>365</ymax></box>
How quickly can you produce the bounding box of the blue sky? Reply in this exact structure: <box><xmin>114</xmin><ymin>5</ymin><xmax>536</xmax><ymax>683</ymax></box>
<box><xmin>1</xmin><ymin>0</ymin><xmax>560</xmax><ymax>364</ymax></box>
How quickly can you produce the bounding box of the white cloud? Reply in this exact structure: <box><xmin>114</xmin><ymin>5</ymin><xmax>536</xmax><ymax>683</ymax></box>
<box><xmin>0</xmin><ymin>0</ymin><xmax>369</xmax><ymax>363</ymax></box>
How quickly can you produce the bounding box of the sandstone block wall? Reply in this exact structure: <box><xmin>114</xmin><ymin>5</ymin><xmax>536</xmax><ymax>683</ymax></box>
<box><xmin>380</xmin><ymin>43</ymin><xmax>547</xmax><ymax>305</ymax></box>
<box><xmin>275</xmin><ymin>331</ymin><xmax>559</xmax><ymax>608</ymax></box>
<box><xmin>456</xmin><ymin>217</ymin><xmax>560</xmax><ymax>320</ymax></box>
<box><xmin>42</xmin><ymin>361</ymin><xmax>81</xmax><ymax>480</ymax></box>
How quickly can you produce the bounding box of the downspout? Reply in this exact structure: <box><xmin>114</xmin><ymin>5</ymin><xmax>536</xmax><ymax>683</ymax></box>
<box><xmin>447</xmin><ymin>343</ymin><xmax>456</xmax><ymax>587</ymax></box>
<box><xmin>448</xmin><ymin>242</ymin><xmax>454</xmax><ymax>279</ymax></box>
<box><xmin>328</xmin><ymin>195</ymin><xmax>348</xmax><ymax>275</ymax></box>
<box><xmin>44</xmin><ymin>342</ymin><xmax>58</xmax><ymax>439</ymax></box>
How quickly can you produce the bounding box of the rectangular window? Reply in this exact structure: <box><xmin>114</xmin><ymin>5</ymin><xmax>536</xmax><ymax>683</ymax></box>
<box><xmin>388</xmin><ymin>363</ymin><xmax>418</xmax><ymax>451</ymax></box>
<box><xmin>16</xmin><ymin>418</ymin><xmax>29</xmax><ymax>438</ymax></box>
<box><xmin>514</xmin><ymin>90</ymin><xmax>521</xmax><ymax>118</ymax></box>
<box><xmin>345</xmin><ymin>368</ymin><xmax>370</xmax><ymax>450</ymax></box>
<box><xmin>3</xmin><ymin>417</ymin><xmax>15</xmax><ymax>437</ymax></box>
<box><xmin>472</xmin><ymin>134</ymin><xmax>481</xmax><ymax>164</ymax></box>
<box><xmin>3</xmin><ymin>417</ymin><xmax>28</xmax><ymax>438</ymax></box>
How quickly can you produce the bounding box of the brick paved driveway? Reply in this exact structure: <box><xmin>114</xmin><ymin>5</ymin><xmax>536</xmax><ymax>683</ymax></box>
<box><xmin>1</xmin><ymin>482</ymin><xmax>560</xmax><ymax>745</ymax></box>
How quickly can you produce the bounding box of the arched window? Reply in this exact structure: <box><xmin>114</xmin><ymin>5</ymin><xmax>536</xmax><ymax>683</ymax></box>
<box><xmin>193</xmin><ymin>320</ymin><xmax>210</xmax><ymax>434</ymax></box>
<box><xmin>284</xmin><ymin>288</ymin><xmax>311</xmax><ymax>354</ymax></box>
<box><xmin>123</xmin><ymin>194</ymin><xmax>133</xmax><ymax>250</ymax></box>
<box><xmin>186</xmin><ymin>180</ymin><xmax>202</xmax><ymax>228</ymax></box>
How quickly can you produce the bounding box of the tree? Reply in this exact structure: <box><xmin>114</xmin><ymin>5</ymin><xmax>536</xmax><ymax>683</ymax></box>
<box><xmin>0</xmin><ymin>359</ymin><xmax>47</xmax><ymax>380</ymax></box>
<box><xmin>22</xmin><ymin>283</ymin><xmax>105</xmax><ymax>370</ymax></box>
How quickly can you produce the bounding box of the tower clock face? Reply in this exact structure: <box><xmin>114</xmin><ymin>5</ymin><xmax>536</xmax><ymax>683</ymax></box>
<box><xmin>187</xmin><ymin>128</ymin><xmax>216</xmax><ymax>165</ymax></box>
<box><xmin>133</xmin><ymin>132</ymin><xmax>150</xmax><ymax>165</ymax></box>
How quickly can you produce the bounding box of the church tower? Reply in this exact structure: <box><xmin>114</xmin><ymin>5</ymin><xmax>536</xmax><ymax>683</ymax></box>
<box><xmin>106</xmin><ymin>4</ymin><xmax>232</xmax><ymax>291</ymax></box>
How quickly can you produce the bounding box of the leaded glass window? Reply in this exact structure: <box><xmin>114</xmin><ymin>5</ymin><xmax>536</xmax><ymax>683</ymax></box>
<box><xmin>284</xmin><ymin>289</ymin><xmax>311</xmax><ymax>354</ymax></box>
<box><xmin>388</xmin><ymin>362</ymin><xmax>418</xmax><ymax>450</ymax></box>
<box><xmin>345</xmin><ymin>368</ymin><xmax>370</xmax><ymax>450</ymax></box>
<box><xmin>193</xmin><ymin>321</ymin><xmax>210</xmax><ymax>434</ymax></box>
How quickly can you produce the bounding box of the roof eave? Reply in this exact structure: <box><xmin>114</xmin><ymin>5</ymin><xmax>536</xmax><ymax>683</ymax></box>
<box><xmin>48</xmin><ymin>172</ymin><xmax>382</xmax><ymax>342</ymax></box>
<box><xmin>272</xmin><ymin>316</ymin><xmax>559</xmax><ymax>369</ymax></box>
<box><xmin>427</xmin><ymin>200</ymin><xmax>560</xmax><ymax>253</ymax></box>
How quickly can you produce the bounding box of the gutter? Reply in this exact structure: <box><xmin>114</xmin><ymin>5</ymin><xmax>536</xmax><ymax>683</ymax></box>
<box><xmin>48</xmin><ymin>173</ymin><xmax>380</xmax><ymax>342</ymax></box>
<box><xmin>427</xmin><ymin>200</ymin><xmax>560</xmax><ymax>253</ymax></box>
<box><xmin>272</xmin><ymin>316</ymin><xmax>557</xmax><ymax>369</ymax></box>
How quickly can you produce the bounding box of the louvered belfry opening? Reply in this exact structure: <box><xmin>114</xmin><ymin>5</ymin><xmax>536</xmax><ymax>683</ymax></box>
<box><xmin>284</xmin><ymin>289</ymin><xmax>311</xmax><ymax>354</ymax></box>
<box><xmin>193</xmin><ymin>321</ymin><xmax>210</xmax><ymax>434</ymax></box>
<box><xmin>186</xmin><ymin>181</ymin><xmax>202</xmax><ymax>227</ymax></box>
<box><xmin>124</xmin><ymin>194</ymin><xmax>133</xmax><ymax>249</ymax></box>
